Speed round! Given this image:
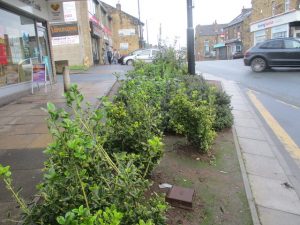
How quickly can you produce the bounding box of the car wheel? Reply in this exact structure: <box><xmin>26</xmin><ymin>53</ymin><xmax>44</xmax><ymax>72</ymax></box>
<box><xmin>126</xmin><ymin>59</ymin><xmax>133</xmax><ymax>66</ymax></box>
<box><xmin>251</xmin><ymin>57</ymin><xmax>267</xmax><ymax>72</ymax></box>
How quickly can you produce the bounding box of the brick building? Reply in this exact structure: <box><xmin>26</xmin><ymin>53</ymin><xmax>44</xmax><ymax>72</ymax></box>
<box><xmin>101</xmin><ymin>2</ymin><xmax>144</xmax><ymax>56</ymax></box>
<box><xmin>195</xmin><ymin>21</ymin><xmax>227</xmax><ymax>61</ymax></box>
<box><xmin>251</xmin><ymin>0</ymin><xmax>300</xmax><ymax>45</ymax></box>
<box><xmin>50</xmin><ymin>0</ymin><xmax>113</xmax><ymax>71</ymax></box>
<box><xmin>224</xmin><ymin>8</ymin><xmax>252</xmax><ymax>59</ymax></box>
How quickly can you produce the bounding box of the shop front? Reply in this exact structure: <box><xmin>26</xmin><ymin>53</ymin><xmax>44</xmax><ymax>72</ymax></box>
<box><xmin>0</xmin><ymin>0</ymin><xmax>53</xmax><ymax>105</ymax></box>
<box><xmin>251</xmin><ymin>10</ymin><xmax>300</xmax><ymax>45</ymax></box>
<box><xmin>90</xmin><ymin>21</ymin><xmax>103</xmax><ymax>64</ymax></box>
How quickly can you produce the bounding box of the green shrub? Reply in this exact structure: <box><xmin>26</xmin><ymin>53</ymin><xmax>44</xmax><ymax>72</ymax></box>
<box><xmin>0</xmin><ymin>86</ymin><xmax>167</xmax><ymax>225</ymax></box>
<box><xmin>168</xmin><ymin>87</ymin><xmax>216</xmax><ymax>152</ymax></box>
<box><xmin>213</xmin><ymin>90</ymin><xmax>233</xmax><ymax>131</ymax></box>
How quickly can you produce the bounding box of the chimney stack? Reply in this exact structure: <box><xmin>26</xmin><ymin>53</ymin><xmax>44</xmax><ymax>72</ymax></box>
<box><xmin>116</xmin><ymin>2</ymin><xmax>121</xmax><ymax>11</ymax></box>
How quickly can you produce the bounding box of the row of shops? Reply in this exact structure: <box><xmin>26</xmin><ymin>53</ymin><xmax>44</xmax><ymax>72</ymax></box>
<box><xmin>204</xmin><ymin>7</ymin><xmax>300</xmax><ymax>61</ymax></box>
<box><xmin>251</xmin><ymin>10</ymin><xmax>300</xmax><ymax>45</ymax></box>
<box><xmin>0</xmin><ymin>0</ymin><xmax>114</xmax><ymax>106</ymax></box>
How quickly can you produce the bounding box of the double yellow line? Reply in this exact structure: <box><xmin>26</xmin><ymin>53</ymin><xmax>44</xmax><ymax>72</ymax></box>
<box><xmin>247</xmin><ymin>90</ymin><xmax>300</xmax><ymax>160</ymax></box>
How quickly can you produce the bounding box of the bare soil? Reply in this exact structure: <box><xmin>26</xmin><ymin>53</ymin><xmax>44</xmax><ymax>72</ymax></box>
<box><xmin>150</xmin><ymin>129</ymin><xmax>253</xmax><ymax>225</ymax></box>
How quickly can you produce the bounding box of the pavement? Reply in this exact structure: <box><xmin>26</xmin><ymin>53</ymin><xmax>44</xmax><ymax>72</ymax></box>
<box><xmin>0</xmin><ymin>65</ymin><xmax>129</xmax><ymax>224</ymax></box>
<box><xmin>1</xmin><ymin>62</ymin><xmax>299</xmax><ymax>225</ymax></box>
<box><xmin>201</xmin><ymin>72</ymin><xmax>300</xmax><ymax>225</ymax></box>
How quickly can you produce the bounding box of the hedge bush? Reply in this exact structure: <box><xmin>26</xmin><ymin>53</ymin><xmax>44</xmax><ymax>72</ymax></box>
<box><xmin>0</xmin><ymin>47</ymin><xmax>233</xmax><ymax>225</ymax></box>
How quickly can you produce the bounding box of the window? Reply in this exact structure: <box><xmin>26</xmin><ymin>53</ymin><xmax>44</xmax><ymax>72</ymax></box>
<box><xmin>260</xmin><ymin>40</ymin><xmax>283</xmax><ymax>49</ymax></box>
<box><xmin>254</xmin><ymin>30</ymin><xmax>266</xmax><ymax>45</ymax></box>
<box><xmin>88</xmin><ymin>0</ymin><xmax>96</xmax><ymax>15</ymax></box>
<box><xmin>284</xmin><ymin>39</ymin><xmax>300</xmax><ymax>49</ymax></box>
<box><xmin>0</xmin><ymin>8</ymin><xmax>39</xmax><ymax>87</ymax></box>
<box><xmin>138</xmin><ymin>50</ymin><xmax>151</xmax><ymax>56</ymax></box>
<box><xmin>204</xmin><ymin>40</ymin><xmax>209</xmax><ymax>53</ymax></box>
<box><xmin>236</xmin><ymin>45</ymin><xmax>242</xmax><ymax>52</ymax></box>
<box><xmin>285</xmin><ymin>0</ymin><xmax>290</xmax><ymax>12</ymax></box>
<box><xmin>272</xmin><ymin>31</ymin><xmax>287</xmax><ymax>38</ymax></box>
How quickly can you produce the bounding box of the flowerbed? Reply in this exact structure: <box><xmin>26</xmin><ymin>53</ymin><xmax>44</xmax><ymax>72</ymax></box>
<box><xmin>0</xmin><ymin>48</ymin><xmax>233</xmax><ymax>225</ymax></box>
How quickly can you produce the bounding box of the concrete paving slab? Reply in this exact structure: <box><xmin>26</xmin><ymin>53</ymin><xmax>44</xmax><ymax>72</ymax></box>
<box><xmin>234</xmin><ymin>118</ymin><xmax>260</xmax><ymax>128</ymax></box>
<box><xmin>243</xmin><ymin>153</ymin><xmax>287</xmax><ymax>180</ymax></box>
<box><xmin>0</xmin><ymin>202</ymin><xmax>20</xmax><ymax>223</ymax></box>
<box><xmin>0</xmin><ymin>169</ymin><xmax>43</xmax><ymax>201</ymax></box>
<box><xmin>0</xmin><ymin>117</ymin><xmax>19</xmax><ymax>126</ymax></box>
<box><xmin>0</xmin><ymin>134</ymin><xmax>39</xmax><ymax>149</ymax></box>
<box><xmin>0</xmin><ymin>148</ymin><xmax>45</xmax><ymax>170</ymax></box>
<box><xmin>235</xmin><ymin>126</ymin><xmax>266</xmax><ymax>141</ymax></box>
<box><xmin>249</xmin><ymin>174</ymin><xmax>300</xmax><ymax>215</ymax></box>
<box><xmin>258</xmin><ymin>206</ymin><xmax>300</xmax><ymax>225</ymax></box>
<box><xmin>233</xmin><ymin>103</ymin><xmax>251</xmax><ymax>111</ymax></box>
<box><xmin>28</xmin><ymin>134</ymin><xmax>52</xmax><ymax>148</ymax></box>
<box><xmin>232</xmin><ymin>110</ymin><xmax>254</xmax><ymax>119</ymax></box>
<box><xmin>239</xmin><ymin>138</ymin><xmax>274</xmax><ymax>158</ymax></box>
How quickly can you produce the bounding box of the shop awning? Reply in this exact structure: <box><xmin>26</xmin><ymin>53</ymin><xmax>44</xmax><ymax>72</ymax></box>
<box><xmin>213</xmin><ymin>43</ymin><xmax>225</xmax><ymax>49</ymax></box>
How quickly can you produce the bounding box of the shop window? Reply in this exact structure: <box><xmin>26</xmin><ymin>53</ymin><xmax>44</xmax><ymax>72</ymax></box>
<box><xmin>0</xmin><ymin>8</ymin><xmax>39</xmax><ymax>87</ymax></box>
<box><xmin>254</xmin><ymin>30</ymin><xmax>266</xmax><ymax>45</ymax></box>
<box><xmin>272</xmin><ymin>31</ymin><xmax>287</xmax><ymax>38</ymax></box>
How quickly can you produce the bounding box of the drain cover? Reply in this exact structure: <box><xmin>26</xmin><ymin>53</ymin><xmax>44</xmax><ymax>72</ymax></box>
<box><xmin>166</xmin><ymin>186</ymin><xmax>195</xmax><ymax>209</ymax></box>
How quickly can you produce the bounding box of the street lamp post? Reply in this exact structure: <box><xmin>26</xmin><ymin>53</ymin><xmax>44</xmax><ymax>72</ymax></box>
<box><xmin>187</xmin><ymin>0</ymin><xmax>195</xmax><ymax>75</ymax></box>
<box><xmin>137</xmin><ymin>0</ymin><xmax>143</xmax><ymax>48</ymax></box>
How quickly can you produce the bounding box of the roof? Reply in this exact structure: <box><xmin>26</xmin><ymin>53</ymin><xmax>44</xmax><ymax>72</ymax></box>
<box><xmin>100</xmin><ymin>2</ymin><xmax>144</xmax><ymax>26</ymax></box>
<box><xmin>195</xmin><ymin>23</ymin><xmax>227</xmax><ymax>36</ymax></box>
<box><xmin>225</xmin><ymin>8</ymin><xmax>252</xmax><ymax>28</ymax></box>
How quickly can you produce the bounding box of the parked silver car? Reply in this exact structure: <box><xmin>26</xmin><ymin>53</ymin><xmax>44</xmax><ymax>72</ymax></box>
<box><xmin>123</xmin><ymin>48</ymin><xmax>160</xmax><ymax>65</ymax></box>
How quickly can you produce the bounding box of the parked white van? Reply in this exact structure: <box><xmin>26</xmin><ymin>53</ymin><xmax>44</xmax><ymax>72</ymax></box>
<box><xmin>123</xmin><ymin>48</ymin><xmax>160</xmax><ymax>65</ymax></box>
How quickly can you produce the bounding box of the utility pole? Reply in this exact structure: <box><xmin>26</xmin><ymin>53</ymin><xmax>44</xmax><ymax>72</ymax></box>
<box><xmin>146</xmin><ymin>20</ymin><xmax>149</xmax><ymax>47</ymax></box>
<box><xmin>137</xmin><ymin>0</ymin><xmax>143</xmax><ymax>48</ymax></box>
<box><xmin>187</xmin><ymin>0</ymin><xmax>195</xmax><ymax>75</ymax></box>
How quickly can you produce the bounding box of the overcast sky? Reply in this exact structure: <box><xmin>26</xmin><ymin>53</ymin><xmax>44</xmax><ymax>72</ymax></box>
<box><xmin>102</xmin><ymin>0</ymin><xmax>252</xmax><ymax>47</ymax></box>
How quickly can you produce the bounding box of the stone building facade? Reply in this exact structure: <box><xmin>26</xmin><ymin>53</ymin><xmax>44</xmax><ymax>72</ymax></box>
<box><xmin>195</xmin><ymin>22</ymin><xmax>227</xmax><ymax>61</ymax></box>
<box><xmin>51</xmin><ymin>0</ymin><xmax>113</xmax><ymax>71</ymax></box>
<box><xmin>101</xmin><ymin>2</ymin><xmax>144</xmax><ymax>56</ymax></box>
<box><xmin>251</xmin><ymin>0</ymin><xmax>300</xmax><ymax>45</ymax></box>
<box><xmin>224</xmin><ymin>8</ymin><xmax>252</xmax><ymax>59</ymax></box>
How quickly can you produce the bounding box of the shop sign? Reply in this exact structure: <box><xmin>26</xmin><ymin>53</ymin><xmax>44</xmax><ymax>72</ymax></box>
<box><xmin>32</xmin><ymin>64</ymin><xmax>46</xmax><ymax>83</ymax></box>
<box><xmin>89</xmin><ymin>14</ymin><xmax>101</xmax><ymax>26</ymax></box>
<box><xmin>64</xmin><ymin>1</ymin><xmax>77</xmax><ymax>22</ymax></box>
<box><xmin>90</xmin><ymin>22</ymin><xmax>103</xmax><ymax>37</ymax></box>
<box><xmin>272</xmin><ymin>24</ymin><xmax>289</xmax><ymax>33</ymax></box>
<box><xmin>50</xmin><ymin>23</ymin><xmax>79</xmax><ymax>37</ymax></box>
<box><xmin>102</xmin><ymin>25</ymin><xmax>112</xmax><ymax>36</ymax></box>
<box><xmin>251</xmin><ymin>10</ymin><xmax>299</xmax><ymax>32</ymax></box>
<box><xmin>119</xmin><ymin>29</ymin><xmax>136</xmax><ymax>36</ymax></box>
<box><xmin>48</xmin><ymin>2</ymin><xmax>64</xmax><ymax>22</ymax></box>
<box><xmin>52</xmin><ymin>35</ymin><xmax>79</xmax><ymax>45</ymax></box>
<box><xmin>32</xmin><ymin>63</ymin><xmax>51</xmax><ymax>94</ymax></box>
<box><xmin>120</xmin><ymin>43</ymin><xmax>128</xmax><ymax>50</ymax></box>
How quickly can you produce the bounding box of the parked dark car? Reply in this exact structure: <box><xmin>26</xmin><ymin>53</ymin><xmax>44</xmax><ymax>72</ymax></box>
<box><xmin>244</xmin><ymin>38</ymin><xmax>300</xmax><ymax>72</ymax></box>
<box><xmin>232</xmin><ymin>51</ymin><xmax>244</xmax><ymax>59</ymax></box>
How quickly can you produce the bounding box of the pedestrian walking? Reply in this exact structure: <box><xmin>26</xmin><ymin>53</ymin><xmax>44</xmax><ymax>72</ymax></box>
<box><xmin>113</xmin><ymin>49</ymin><xmax>120</xmax><ymax>64</ymax></box>
<box><xmin>107</xmin><ymin>48</ymin><xmax>112</xmax><ymax>65</ymax></box>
